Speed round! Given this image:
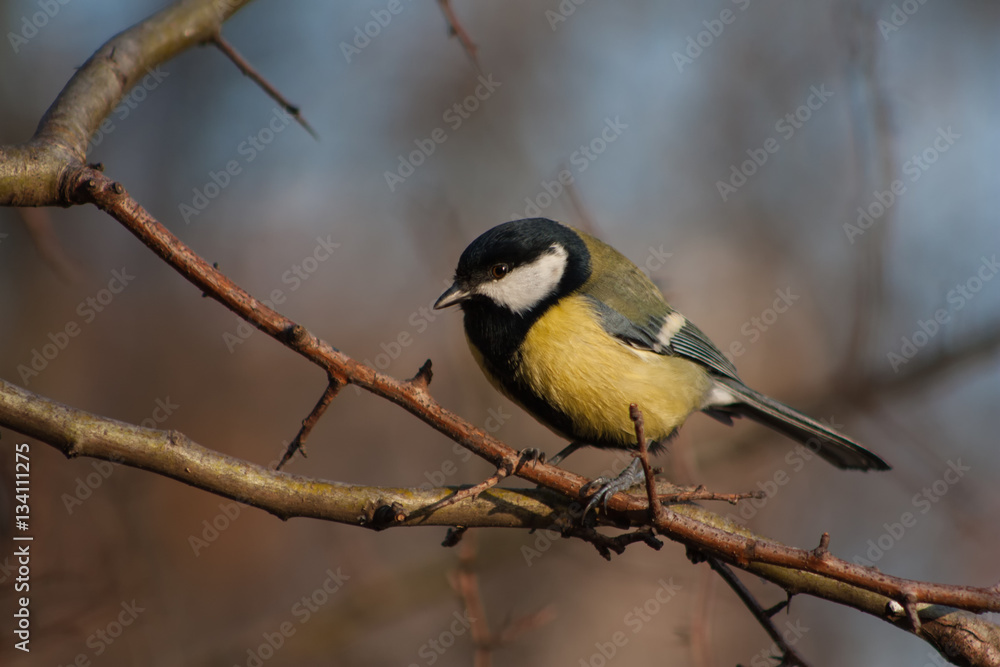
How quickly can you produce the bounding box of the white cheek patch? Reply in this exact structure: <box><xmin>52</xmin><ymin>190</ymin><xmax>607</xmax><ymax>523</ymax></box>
<box><xmin>475</xmin><ymin>244</ymin><xmax>569</xmax><ymax>314</ymax></box>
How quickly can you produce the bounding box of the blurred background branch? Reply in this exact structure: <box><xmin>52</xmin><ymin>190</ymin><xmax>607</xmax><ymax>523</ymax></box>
<box><xmin>0</xmin><ymin>0</ymin><xmax>255</xmax><ymax>206</ymax></box>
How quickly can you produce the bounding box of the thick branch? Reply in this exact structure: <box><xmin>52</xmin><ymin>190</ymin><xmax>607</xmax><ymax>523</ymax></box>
<box><xmin>0</xmin><ymin>377</ymin><xmax>561</xmax><ymax>528</ymax></box>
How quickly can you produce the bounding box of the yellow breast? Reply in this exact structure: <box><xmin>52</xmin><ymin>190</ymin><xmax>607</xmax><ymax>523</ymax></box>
<box><xmin>514</xmin><ymin>295</ymin><xmax>712</xmax><ymax>447</ymax></box>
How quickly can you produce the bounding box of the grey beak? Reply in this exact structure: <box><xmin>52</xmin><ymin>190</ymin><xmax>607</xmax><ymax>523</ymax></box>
<box><xmin>434</xmin><ymin>283</ymin><xmax>470</xmax><ymax>309</ymax></box>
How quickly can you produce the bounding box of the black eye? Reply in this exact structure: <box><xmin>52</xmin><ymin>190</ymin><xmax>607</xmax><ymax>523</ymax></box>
<box><xmin>490</xmin><ymin>263</ymin><xmax>510</xmax><ymax>279</ymax></box>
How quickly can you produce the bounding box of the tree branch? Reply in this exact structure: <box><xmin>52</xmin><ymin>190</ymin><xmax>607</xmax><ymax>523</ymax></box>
<box><xmin>210</xmin><ymin>33</ymin><xmax>318</xmax><ymax>139</ymax></box>
<box><xmin>276</xmin><ymin>374</ymin><xmax>343</xmax><ymax>470</ymax></box>
<box><xmin>707</xmin><ymin>558</ymin><xmax>812</xmax><ymax>667</ymax></box>
<box><xmin>0</xmin><ymin>376</ymin><xmax>560</xmax><ymax>529</ymax></box>
<box><xmin>437</xmin><ymin>0</ymin><xmax>480</xmax><ymax>69</ymax></box>
<box><xmin>0</xmin><ymin>0</ymin><xmax>255</xmax><ymax>207</ymax></box>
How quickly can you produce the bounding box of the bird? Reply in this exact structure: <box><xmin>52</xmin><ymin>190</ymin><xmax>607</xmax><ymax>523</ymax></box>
<box><xmin>433</xmin><ymin>218</ymin><xmax>890</xmax><ymax>514</ymax></box>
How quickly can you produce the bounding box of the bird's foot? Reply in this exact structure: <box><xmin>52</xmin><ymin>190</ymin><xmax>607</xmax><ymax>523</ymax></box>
<box><xmin>581</xmin><ymin>457</ymin><xmax>645</xmax><ymax>518</ymax></box>
<box><xmin>518</xmin><ymin>447</ymin><xmax>545</xmax><ymax>464</ymax></box>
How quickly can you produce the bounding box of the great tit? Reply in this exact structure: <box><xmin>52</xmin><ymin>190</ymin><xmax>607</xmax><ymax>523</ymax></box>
<box><xmin>434</xmin><ymin>218</ymin><xmax>889</xmax><ymax>510</ymax></box>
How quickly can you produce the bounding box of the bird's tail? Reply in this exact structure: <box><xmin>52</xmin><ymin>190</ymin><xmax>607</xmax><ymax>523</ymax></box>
<box><xmin>706</xmin><ymin>376</ymin><xmax>890</xmax><ymax>471</ymax></box>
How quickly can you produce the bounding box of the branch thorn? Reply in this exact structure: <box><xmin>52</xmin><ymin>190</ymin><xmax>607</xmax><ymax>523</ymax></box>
<box><xmin>810</xmin><ymin>532</ymin><xmax>831</xmax><ymax>561</ymax></box>
<box><xmin>409</xmin><ymin>359</ymin><xmax>433</xmax><ymax>390</ymax></box>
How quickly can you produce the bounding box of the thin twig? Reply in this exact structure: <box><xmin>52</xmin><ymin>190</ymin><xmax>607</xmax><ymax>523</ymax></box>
<box><xmin>567</xmin><ymin>524</ymin><xmax>663</xmax><ymax>561</ymax></box>
<box><xmin>210</xmin><ymin>33</ymin><xmax>318</xmax><ymax>140</ymax></box>
<box><xmin>424</xmin><ymin>469</ymin><xmax>512</xmax><ymax>515</ymax></box>
<box><xmin>437</xmin><ymin>0</ymin><xmax>480</xmax><ymax>70</ymax></box>
<box><xmin>630</xmin><ymin>404</ymin><xmax>663</xmax><ymax>521</ymax></box>
<box><xmin>276</xmin><ymin>374</ymin><xmax>343</xmax><ymax>470</ymax></box>
<box><xmin>707</xmin><ymin>557</ymin><xmax>812</xmax><ymax>667</ymax></box>
<box><xmin>658</xmin><ymin>485</ymin><xmax>764</xmax><ymax>505</ymax></box>
<box><xmin>421</xmin><ymin>449</ymin><xmax>532</xmax><ymax>514</ymax></box>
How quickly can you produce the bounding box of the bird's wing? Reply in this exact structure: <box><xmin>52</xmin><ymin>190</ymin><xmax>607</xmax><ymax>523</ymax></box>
<box><xmin>585</xmin><ymin>296</ymin><xmax>741</xmax><ymax>381</ymax></box>
<box><xmin>572</xmin><ymin>229</ymin><xmax>740</xmax><ymax>381</ymax></box>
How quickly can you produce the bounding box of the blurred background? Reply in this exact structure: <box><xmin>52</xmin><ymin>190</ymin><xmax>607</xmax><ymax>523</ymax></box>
<box><xmin>1</xmin><ymin>1</ymin><xmax>999</xmax><ymax>665</ymax></box>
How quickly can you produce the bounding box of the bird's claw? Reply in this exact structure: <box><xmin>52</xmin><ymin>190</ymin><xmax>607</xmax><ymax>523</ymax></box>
<box><xmin>581</xmin><ymin>458</ymin><xmax>646</xmax><ymax>518</ymax></box>
<box><xmin>518</xmin><ymin>447</ymin><xmax>545</xmax><ymax>466</ymax></box>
